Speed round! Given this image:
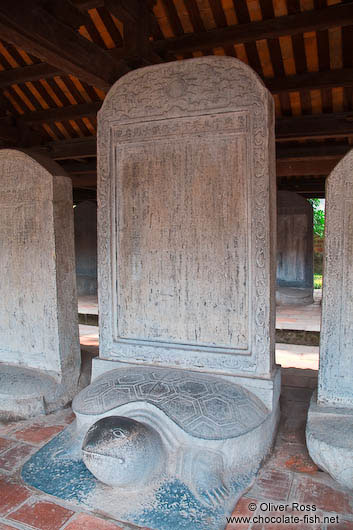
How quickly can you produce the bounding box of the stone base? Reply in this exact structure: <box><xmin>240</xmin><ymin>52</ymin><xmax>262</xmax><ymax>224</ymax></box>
<box><xmin>0</xmin><ymin>363</ymin><xmax>76</xmax><ymax>421</ymax></box>
<box><xmin>276</xmin><ymin>286</ymin><xmax>313</xmax><ymax>306</ymax></box>
<box><xmin>70</xmin><ymin>365</ymin><xmax>280</xmax><ymax>528</ymax></box>
<box><xmin>306</xmin><ymin>393</ymin><xmax>353</xmax><ymax>490</ymax></box>
<box><xmin>76</xmin><ymin>275</ymin><xmax>97</xmax><ymax>296</ymax></box>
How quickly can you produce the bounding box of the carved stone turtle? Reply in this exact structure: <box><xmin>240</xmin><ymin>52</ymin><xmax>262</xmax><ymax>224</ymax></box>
<box><xmin>73</xmin><ymin>366</ymin><xmax>270</xmax><ymax>507</ymax></box>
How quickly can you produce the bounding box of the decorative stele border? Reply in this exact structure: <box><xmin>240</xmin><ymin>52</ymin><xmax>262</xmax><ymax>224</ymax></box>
<box><xmin>319</xmin><ymin>148</ymin><xmax>353</xmax><ymax>406</ymax></box>
<box><xmin>97</xmin><ymin>57</ymin><xmax>276</xmax><ymax>378</ymax></box>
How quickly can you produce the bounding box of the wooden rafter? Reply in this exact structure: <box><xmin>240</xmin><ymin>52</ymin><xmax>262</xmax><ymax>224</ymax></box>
<box><xmin>276</xmin><ymin>112</ymin><xmax>353</xmax><ymax>141</ymax></box>
<box><xmin>0</xmin><ymin>63</ymin><xmax>61</xmax><ymax>88</ymax></box>
<box><xmin>21</xmin><ymin>101</ymin><xmax>101</xmax><ymax>125</ymax></box>
<box><xmin>276</xmin><ymin>159</ymin><xmax>340</xmax><ymax>177</ymax></box>
<box><xmin>0</xmin><ymin>0</ymin><xmax>127</xmax><ymax>89</ymax></box>
<box><xmin>266</xmin><ymin>68</ymin><xmax>353</xmax><ymax>95</ymax></box>
<box><xmin>33</xmin><ymin>137</ymin><xmax>97</xmax><ymax>160</ymax></box>
<box><xmin>153</xmin><ymin>2</ymin><xmax>353</xmax><ymax>55</ymax></box>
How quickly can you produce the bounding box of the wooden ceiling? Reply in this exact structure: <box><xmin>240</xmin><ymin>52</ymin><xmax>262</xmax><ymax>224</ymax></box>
<box><xmin>0</xmin><ymin>0</ymin><xmax>353</xmax><ymax>199</ymax></box>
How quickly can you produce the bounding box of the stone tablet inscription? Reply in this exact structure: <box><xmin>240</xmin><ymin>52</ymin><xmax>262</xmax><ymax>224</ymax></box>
<box><xmin>277</xmin><ymin>213</ymin><xmax>308</xmax><ymax>285</ymax></box>
<box><xmin>319</xmin><ymin>154</ymin><xmax>353</xmax><ymax>406</ymax></box>
<box><xmin>338</xmin><ymin>198</ymin><xmax>353</xmax><ymax>392</ymax></box>
<box><xmin>0</xmin><ymin>188</ymin><xmax>57</xmax><ymax>368</ymax></box>
<box><xmin>0</xmin><ymin>150</ymin><xmax>80</xmax><ymax>386</ymax></box>
<box><xmin>113</xmin><ymin>113</ymin><xmax>250</xmax><ymax>350</ymax></box>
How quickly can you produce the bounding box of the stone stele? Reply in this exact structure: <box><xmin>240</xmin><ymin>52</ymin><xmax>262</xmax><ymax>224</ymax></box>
<box><xmin>0</xmin><ymin>149</ymin><xmax>81</xmax><ymax>420</ymax></box>
<box><xmin>73</xmin><ymin>57</ymin><xmax>280</xmax><ymax>528</ymax></box>
<box><xmin>276</xmin><ymin>191</ymin><xmax>314</xmax><ymax>305</ymax></box>
<box><xmin>306</xmin><ymin>149</ymin><xmax>353</xmax><ymax>490</ymax></box>
<box><xmin>74</xmin><ymin>200</ymin><xmax>97</xmax><ymax>296</ymax></box>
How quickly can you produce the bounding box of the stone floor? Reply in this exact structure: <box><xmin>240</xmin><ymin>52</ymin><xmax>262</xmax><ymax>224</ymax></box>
<box><xmin>276</xmin><ymin>293</ymin><xmax>321</xmax><ymax>333</ymax></box>
<box><xmin>0</xmin><ymin>368</ymin><xmax>352</xmax><ymax>530</ymax></box>
<box><xmin>78</xmin><ymin>296</ymin><xmax>98</xmax><ymax>316</ymax></box>
<box><xmin>276</xmin><ymin>343</ymin><xmax>319</xmax><ymax>371</ymax></box>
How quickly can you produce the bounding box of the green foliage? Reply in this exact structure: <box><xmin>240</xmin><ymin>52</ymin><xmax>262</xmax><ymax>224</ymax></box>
<box><xmin>314</xmin><ymin>274</ymin><xmax>322</xmax><ymax>289</ymax></box>
<box><xmin>308</xmin><ymin>198</ymin><xmax>325</xmax><ymax>238</ymax></box>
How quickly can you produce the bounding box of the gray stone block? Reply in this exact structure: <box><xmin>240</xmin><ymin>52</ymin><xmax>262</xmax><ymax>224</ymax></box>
<box><xmin>276</xmin><ymin>191</ymin><xmax>314</xmax><ymax>305</ymax></box>
<box><xmin>74</xmin><ymin>201</ymin><xmax>97</xmax><ymax>296</ymax></box>
<box><xmin>0</xmin><ymin>150</ymin><xmax>81</xmax><ymax>419</ymax></box>
<box><xmin>306</xmin><ymin>149</ymin><xmax>353</xmax><ymax>490</ymax></box>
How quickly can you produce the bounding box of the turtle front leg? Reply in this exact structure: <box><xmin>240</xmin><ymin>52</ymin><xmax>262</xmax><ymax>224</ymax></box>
<box><xmin>179</xmin><ymin>448</ymin><xmax>231</xmax><ymax>507</ymax></box>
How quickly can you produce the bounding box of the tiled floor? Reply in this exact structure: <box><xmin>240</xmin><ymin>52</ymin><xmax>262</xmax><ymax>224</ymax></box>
<box><xmin>0</xmin><ymin>368</ymin><xmax>352</xmax><ymax>530</ymax></box>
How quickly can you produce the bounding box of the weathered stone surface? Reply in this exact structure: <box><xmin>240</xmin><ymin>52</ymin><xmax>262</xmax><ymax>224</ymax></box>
<box><xmin>96</xmin><ymin>55</ymin><xmax>277</xmax><ymax>378</ymax></box>
<box><xmin>307</xmin><ymin>149</ymin><xmax>353</xmax><ymax>490</ymax></box>
<box><xmin>74</xmin><ymin>201</ymin><xmax>97</xmax><ymax>296</ymax></box>
<box><xmin>276</xmin><ymin>286</ymin><xmax>313</xmax><ymax>306</ymax></box>
<box><xmin>318</xmin><ymin>150</ymin><xmax>353</xmax><ymax>407</ymax></box>
<box><xmin>0</xmin><ymin>149</ymin><xmax>81</xmax><ymax>418</ymax></box>
<box><xmin>82</xmin><ymin>415</ymin><xmax>165</xmax><ymax>488</ymax></box>
<box><xmin>0</xmin><ymin>365</ymin><xmax>62</xmax><ymax>420</ymax></box>
<box><xmin>73</xmin><ymin>366</ymin><xmax>268</xmax><ymax>440</ymax></box>
<box><xmin>276</xmin><ymin>191</ymin><xmax>313</xmax><ymax>305</ymax></box>
<box><xmin>307</xmin><ymin>394</ymin><xmax>353</xmax><ymax>490</ymax></box>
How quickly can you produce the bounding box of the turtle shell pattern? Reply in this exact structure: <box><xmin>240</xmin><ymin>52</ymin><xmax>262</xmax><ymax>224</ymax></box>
<box><xmin>73</xmin><ymin>366</ymin><xmax>268</xmax><ymax>440</ymax></box>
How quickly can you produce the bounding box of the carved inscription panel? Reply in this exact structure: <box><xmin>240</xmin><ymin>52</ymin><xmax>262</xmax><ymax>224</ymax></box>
<box><xmin>277</xmin><ymin>214</ymin><xmax>308</xmax><ymax>285</ymax></box>
<box><xmin>0</xmin><ymin>156</ymin><xmax>57</xmax><ymax>369</ymax></box>
<box><xmin>337</xmin><ymin>197</ymin><xmax>353</xmax><ymax>396</ymax></box>
<box><xmin>319</xmin><ymin>154</ymin><xmax>353</xmax><ymax>406</ymax></box>
<box><xmin>113</xmin><ymin>113</ymin><xmax>251</xmax><ymax>350</ymax></box>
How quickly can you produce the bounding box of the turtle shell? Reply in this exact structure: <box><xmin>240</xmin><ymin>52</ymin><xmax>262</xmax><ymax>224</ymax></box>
<box><xmin>73</xmin><ymin>366</ymin><xmax>268</xmax><ymax>440</ymax></box>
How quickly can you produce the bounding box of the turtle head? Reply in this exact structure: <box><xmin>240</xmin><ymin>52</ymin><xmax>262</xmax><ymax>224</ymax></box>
<box><xmin>82</xmin><ymin>415</ymin><xmax>164</xmax><ymax>488</ymax></box>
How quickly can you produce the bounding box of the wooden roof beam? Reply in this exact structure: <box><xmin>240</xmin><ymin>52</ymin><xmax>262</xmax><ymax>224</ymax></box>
<box><xmin>71</xmin><ymin>0</ymin><xmax>104</xmax><ymax>10</ymax></box>
<box><xmin>33</xmin><ymin>137</ymin><xmax>97</xmax><ymax>160</ymax></box>
<box><xmin>40</xmin><ymin>0</ymin><xmax>90</xmax><ymax>29</ymax></box>
<box><xmin>22</xmin><ymin>101</ymin><xmax>102</xmax><ymax>125</ymax></box>
<box><xmin>276</xmin><ymin>142</ymin><xmax>350</xmax><ymax>160</ymax></box>
<box><xmin>153</xmin><ymin>2</ymin><xmax>353</xmax><ymax>54</ymax></box>
<box><xmin>276</xmin><ymin>112</ymin><xmax>353</xmax><ymax>141</ymax></box>
<box><xmin>276</xmin><ymin>158</ymin><xmax>340</xmax><ymax>177</ymax></box>
<box><xmin>0</xmin><ymin>63</ymin><xmax>61</xmax><ymax>88</ymax></box>
<box><xmin>105</xmin><ymin>0</ymin><xmax>144</xmax><ymax>24</ymax></box>
<box><xmin>0</xmin><ymin>0</ymin><xmax>128</xmax><ymax>89</ymax></box>
<box><xmin>105</xmin><ymin>0</ymin><xmax>161</xmax><ymax>66</ymax></box>
<box><xmin>266</xmin><ymin>68</ymin><xmax>353</xmax><ymax>94</ymax></box>
<box><xmin>277</xmin><ymin>177</ymin><xmax>326</xmax><ymax>197</ymax></box>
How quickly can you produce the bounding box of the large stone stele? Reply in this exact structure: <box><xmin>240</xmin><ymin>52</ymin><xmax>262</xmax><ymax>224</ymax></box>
<box><xmin>276</xmin><ymin>191</ymin><xmax>314</xmax><ymax>305</ymax></box>
<box><xmin>0</xmin><ymin>150</ymin><xmax>81</xmax><ymax>420</ymax></box>
<box><xmin>306</xmin><ymin>149</ymin><xmax>353</xmax><ymax>490</ymax></box>
<box><xmin>74</xmin><ymin>200</ymin><xmax>97</xmax><ymax>296</ymax></box>
<box><xmin>73</xmin><ymin>56</ymin><xmax>280</xmax><ymax>529</ymax></box>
